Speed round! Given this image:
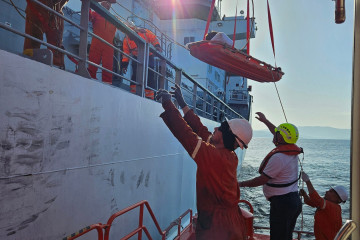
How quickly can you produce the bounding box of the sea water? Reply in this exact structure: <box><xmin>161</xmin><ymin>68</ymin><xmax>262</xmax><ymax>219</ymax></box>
<box><xmin>238</xmin><ymin>138</ymin><xmax>351</xmax><ymax>239</ymax></box>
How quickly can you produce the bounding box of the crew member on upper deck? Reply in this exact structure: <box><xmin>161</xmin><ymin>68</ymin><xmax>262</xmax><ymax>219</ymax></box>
<box><xmin>121</xmin><ymin>23</ymin><xmax>161</xmax><ymax>99</ymax></box>
<box><xmin>88</xmin><ymin>1</ymin><xmax>117</xmax><ymax>84</ymax></box>
<box><xmin>23</xmin><ymin>0</ymin><xmax>69</xmax><ymax>69</ymax></box>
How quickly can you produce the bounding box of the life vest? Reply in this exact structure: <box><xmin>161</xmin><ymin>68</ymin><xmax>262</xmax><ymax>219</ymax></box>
<box><xmin>259</xmin><ymin>144</ymin><xmax>303</xmax><ymax>188</ymax></box>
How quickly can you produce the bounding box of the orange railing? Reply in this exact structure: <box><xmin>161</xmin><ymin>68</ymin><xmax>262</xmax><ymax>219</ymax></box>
<box><xmin>103</xmin><ymin>200</ymin><xmax>193</xmax><ymax>240</ymax></box>
<box><xmin>238</xmin><ymin>199</ymin><xmax>254</xmax><ymax>213</ymax></box>
<box><xmin>63</xmin><ymin>200</ymin><xmax>194</xmax><ymax>240</ymax></box>
<box><xmin>104</xmin><ymin>200</ymin><xmax>165</xmax><ymax>240</ymax></box>
<box><xmin>62</xmin><ymin>223</ymin><xmax>105</xmax><ymax>240</ymax></box>
<box><xmin>163</xmin><ymin>209</ymin><xmax>193</xmax><ymax>239</ymax></box>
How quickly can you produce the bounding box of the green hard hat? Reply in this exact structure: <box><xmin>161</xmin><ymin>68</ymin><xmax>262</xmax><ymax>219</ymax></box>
<box><xmin>275</xmin><ymin>123</ymin><xmax>299</xmax><ymax>144</ymax></box>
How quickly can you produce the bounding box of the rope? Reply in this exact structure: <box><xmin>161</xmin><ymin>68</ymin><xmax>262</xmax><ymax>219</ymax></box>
<box><xmin>298</xmin><ymin>152</ymin><xmax>305</xmax><ymax>238</ymax></box>
<box><xmin>273</xmin><ymin>82</ymin><xmax>288</xmax><ymax>123</ymax></box>
<box><xmin>9</xmin><ymin>0</ymin><xmax>26</xmax><ymax>19</ymax></box>
<box><xmin>267</xmin><ymin>0</ymin><xmax>277</xmax><ymax>67</ymax></box>
<box><xmin>203</xmin><ymin>0</ymin><xmax>216</xmax><ymax>40</ymax></box>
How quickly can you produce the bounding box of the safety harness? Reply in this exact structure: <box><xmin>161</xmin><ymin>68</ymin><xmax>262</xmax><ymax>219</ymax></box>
<box><xmin>259</xmin><ymin>144</ymin><xmax>303</xmax><ymax>188</ymax></box>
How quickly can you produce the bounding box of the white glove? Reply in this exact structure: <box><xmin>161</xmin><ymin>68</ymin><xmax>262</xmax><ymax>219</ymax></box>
<box><xmin>301</xmin><ymin>171</ymin><xmax>310</xmax><ymax>182</ymax></box>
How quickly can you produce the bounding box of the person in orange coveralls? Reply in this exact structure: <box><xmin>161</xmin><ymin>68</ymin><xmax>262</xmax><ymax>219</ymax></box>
<box><xmin>300</xmin><ymin>171</ymin><xmax>348</xmax><ymax>240</ymax></box>
<box><xmin>23</xmin><ymin>0</ymin><xmax>69</xmax><ymax>69</ymax></box>
<box><xmin>122</xmin><ymin>24</ymin><xmax>161</xmax><ymax>99</ymax></box>
<box><xmin>156</xmin><ymin>84</ymin><xmax>253</xmax><ymax>240</ymax></box>
<box><xmin>88</xmin><ymin>1</ymin><xmax>117</xmax><ymax>84</ymax></box>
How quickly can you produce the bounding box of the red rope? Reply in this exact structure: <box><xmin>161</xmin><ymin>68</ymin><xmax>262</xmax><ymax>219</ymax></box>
<box><xmin>267</xmin><ymin>0</ymin><xmax>276</xmax><ymax>58</ymax></box>
<box><xmin>203</xmin><ymin>0</ymin><xmax>216</xmax><ymax>40</ymax></box>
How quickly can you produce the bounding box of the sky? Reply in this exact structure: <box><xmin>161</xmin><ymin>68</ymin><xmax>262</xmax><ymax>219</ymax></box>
<box><xmin>221</xmin><ymin>0</ymin><xmax>354</xmax><ymax>130</ymax></box>
<box><xmin>67</xmin><ymin>0</ymin><xmax>354</xmax><ymax>131</ymax></box>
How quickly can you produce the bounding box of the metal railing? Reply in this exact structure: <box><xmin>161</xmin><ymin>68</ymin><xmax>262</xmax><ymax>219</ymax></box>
<box><xmin>61</xmin><ymin>200</ymin><xmax>194</xmax><ymax>240</ymax></box>
<box><xmin>0</xmin><ymin>0</ymin><xmax>244</xmax><ymax>121</ymax></box>
<box><xmin>103</xmin><ymin>200</ymin><xmax>193</xmax><ymax>240</ymax></box>
<box><xmin>62</xmin><ymin>223</ymin><xmax>105</xmax><ymax>240</ymax></box>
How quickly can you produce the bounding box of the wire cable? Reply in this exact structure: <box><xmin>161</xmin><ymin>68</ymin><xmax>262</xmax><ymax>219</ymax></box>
<box><xmin>273</xmin><ymin>82</ymin><xmax>288</xmax><ymax>123</ymax></box>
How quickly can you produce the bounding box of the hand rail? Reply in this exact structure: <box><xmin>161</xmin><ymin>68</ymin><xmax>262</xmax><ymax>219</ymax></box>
<box><xmin>238</xmin><ymin>199</ymin><xmax>254</xmax><ymax>213</ymax></box>
<box><xmin>334</xmin><ymin>220</ymin><xmax>357</xmax><ymax>240</ymax></box>
<box><xmin>163</xmin><ymin>209</ymin><xmax>193</xmax><ymax>237</ymax></box>
<box><xmin>103</xmin><ymin>200</ymin><xmax>193</xmax><ymax>240</ymax></box>
<box><xmin>62</xmin><ymin>223</ymin><xmax>105</xmax><ymax>240</ymax></box>
<box><xmin>104</xmin><ymin>200</ymin><xmax>166</xmax><ymax>240</ymax></box>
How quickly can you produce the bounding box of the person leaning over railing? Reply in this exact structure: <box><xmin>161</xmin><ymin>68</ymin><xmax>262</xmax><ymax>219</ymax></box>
<box><xmin>88</xmin><ymin>1</ymin><xmax>117</xmax><ymax>85</ymax></box>
<box><xmin>300</xmin><ymin>171</ymin><xmax>348</xmax><ymax>240</ymax></box>
<box><xmin>156</xmin><ymin>84</ymin><xmax>253</xmax><ymax>240</ymax></box>
<box><xmin>121</xmin><ymin>22</ymin><xmax>162</xmax><ymax>99</ymax></box>
<box><xmin>23</xmin><ymin>0</ymin><xmax>69</xmax><ymax>69</ymax></box>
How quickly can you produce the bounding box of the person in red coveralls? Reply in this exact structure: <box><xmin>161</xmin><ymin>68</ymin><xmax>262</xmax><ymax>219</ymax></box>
<box><xmin>88</xmin><ymin>1</ymin><xmax>117</xmax><ymax>84</ymax></box>
<box><xmin>300</xmin><ymin>171</ymin><xmax>348</xmax><ymax>240</ymax></box>
<box><xmin>23</xmin><ymin>0</ymin><xmax>69</xmax><ymax>69</ymax></box>
<box><xmin>156</xmin><ymin>84</ymin><xmax>253</xmax><ymax>240</ymax></box>
<box><xmin>239</xmin><ymin>112</ymin><xmax>303</xmax><ymax>240</ymax></box>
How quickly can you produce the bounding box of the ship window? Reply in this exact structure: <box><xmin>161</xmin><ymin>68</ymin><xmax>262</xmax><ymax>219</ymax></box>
<box><xmin>184</xmin><ymin>36</ymin><xmax>195</xmax><ymax>45</ymax></box>
<box><xmin>208</xmin><ymin>65</ymin><xmax>212</xmax><ymax>73</ymax></box>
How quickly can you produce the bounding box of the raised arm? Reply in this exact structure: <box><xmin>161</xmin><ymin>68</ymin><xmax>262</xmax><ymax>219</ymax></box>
<box><xmin>255</xmin><ymin>112</ymin><xmax>276</xmax><ymax>135</ymax></box>
<box><xmin>156</xmin><ymin>90</ymin><xmax>207</xmax><ymax>159</ymax></box>
<box><xmin>300</xmin><ymin>171</ymin><xmax>324</xmax><ymax>208</ymax></box>
<box><xmin>171</xmin><ymin>84</ymin><xmax>212</xmax><ymax>141</ymax></box>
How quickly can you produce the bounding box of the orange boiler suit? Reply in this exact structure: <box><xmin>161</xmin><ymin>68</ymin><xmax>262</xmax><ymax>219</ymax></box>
<box><xmin>122</xmin><ymin>28</ymin><xmax>160</xmax><ymax>64</ymax></box>
<box><xmin>160</xmin><ymin>100</ymin><xmax>247</xmax><ymax>240</ymax></box>
<box><xmin>304</xmin><ymin>190</ymin><xmax>343</xmax><ymax>240</ymax></box>
<box><xmin>88</xmin><ymin>10</ymin><xmax>116</xmax><ymax>84</ymax></box>
<box><xmin>122</xmin><ymin>29</ymin><xmax>160</xmax><ymax>99</ymax></box>
<box><xmin>24</xmin><ymin>0</ymin><xmax>69</xmax><ymax>68</ymax></box>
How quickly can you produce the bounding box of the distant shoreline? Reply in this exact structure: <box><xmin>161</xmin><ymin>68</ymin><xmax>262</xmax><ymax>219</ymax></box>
<box><xmin>253</xmin><ymin>126</ymin><xmax>350</xmax><ymax>140</ymax></box>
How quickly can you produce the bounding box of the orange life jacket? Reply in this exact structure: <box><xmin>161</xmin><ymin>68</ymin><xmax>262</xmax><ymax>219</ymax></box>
<box><xmin>259</xmin><ymin>144</ymin><xmax>303</xmax><ymax>174</ymax></box>
<box><xmin>259</xmin><ymin>144</ymin><xmax>303</xmax><ymax>188</ymax></box>
<box><xmin>122</xmin><ymin>29</ymin><xmax>160</xmax><ymax>63</ymax></box>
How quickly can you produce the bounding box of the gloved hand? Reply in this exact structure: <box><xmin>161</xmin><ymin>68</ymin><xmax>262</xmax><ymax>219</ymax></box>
<box><xmin>170</xmin><ymin>84</ymin><xmax>187</xmax><ymax>108</ymax></box>
<box><xmin>156</xmin><ymin>89</ymin><xmax>172</xmax><ymax>105</ymax></box>
<box><xmin>301</xmin><ymin>171</ymin><xmax>310</xmax><ymax>182</ymax></box>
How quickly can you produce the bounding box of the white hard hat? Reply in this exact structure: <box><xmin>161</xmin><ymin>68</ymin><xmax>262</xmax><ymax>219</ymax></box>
<box><xmin>332</xmin><ymin>185</ymin><xmax>348</xmax><ymax>202</ymax></box>
<box><xmin>227</xmin><ymin>118</ymin><xmax>253</xmax><ymax>149</ymax></box>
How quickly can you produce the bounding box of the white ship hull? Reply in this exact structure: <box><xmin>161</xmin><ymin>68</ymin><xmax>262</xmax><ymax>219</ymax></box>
<box><xmin>0</xmin><ymin>49</ymin><xmax>246</xmax><ymax>239</ymax></box>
